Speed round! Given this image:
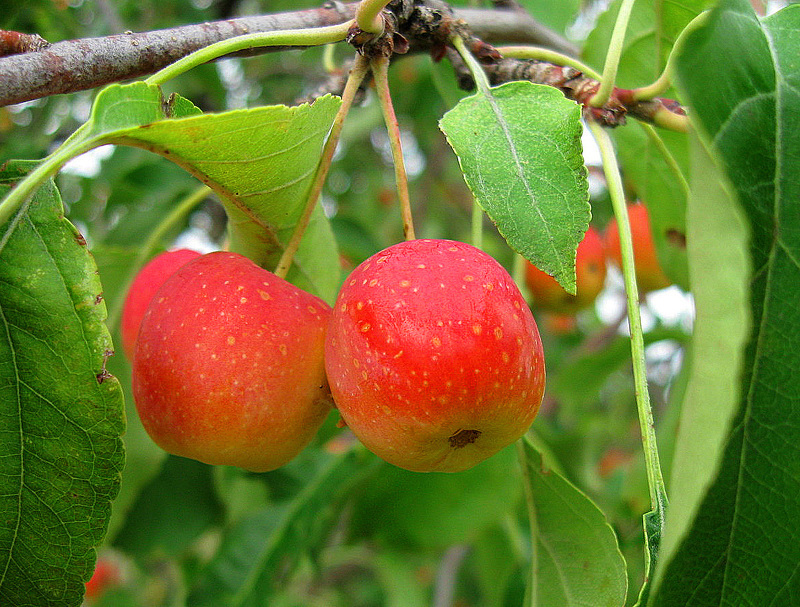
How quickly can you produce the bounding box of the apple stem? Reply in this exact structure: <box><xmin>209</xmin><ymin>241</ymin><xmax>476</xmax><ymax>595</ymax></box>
<box><xmin>372</xmin><ymin>55</ymin><xmax>416</xmax><ymax>241</ymax></box>
<box><xmin>588</xmin><ymin>120</ymin><xmax>669</xmax><ymax>517</ymax></box>
<box><xmin>274</xmin><ymin>53</ymin><xmax>370</xmax><ymax>279</ymax></box>
<box><xmin>107</xmin><ymin>185</ymin><xmax>211</xmax><ymax>331</ymax></box>
<box><xmin>588</xmin><ymin>0</ymin><xmax>636</xmax><ymax>108</ymax></box>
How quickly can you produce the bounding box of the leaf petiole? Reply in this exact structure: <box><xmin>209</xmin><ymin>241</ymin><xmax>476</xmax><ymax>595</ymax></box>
<box><xmin>631</xmin><ymin>11</ymin><xmax>711</xmax><ymax>101</ymax></box>
<box><xmin>145</xmin><ymin>22</ymin><xmax>353</xmax><ymax>86</ymax></box>
<box><xmin>589</xmin><ymin>0</ymin><xmax>637</xmax><ymax>108</ymax></box>
<box><xmin>588</xmin><ymin>119</ymin><xmax>668</xmax><ymax>598</ymax></box>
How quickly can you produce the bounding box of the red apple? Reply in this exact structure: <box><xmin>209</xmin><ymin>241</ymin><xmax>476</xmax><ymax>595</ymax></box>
<box><xmin>604</xmin><ymin>203</ymin><xmax>671</xmax><ymax>293</ymax></box>
<box><xmin>85</xmin><ymin>557</ymin><xmax>120</xmax><ymax>603</ymax></box>
<box><xmin>524</xmin><ymin>226</ymin><xmax>606</xmax><ymax>314</ymax></box>
<box><xmin>133</xmin><ymin>251</ymin><xmax>332</xmax><ymax>472</ymax></box>
<box><xmin>121</xmin><ymin>248</ymin><xmax>201</xmax><ymax>360</ymax></box>
<box><xmin>325</xmin><ymin>239</ymin><xmax>545</xmax><ymax>473</ymax></box>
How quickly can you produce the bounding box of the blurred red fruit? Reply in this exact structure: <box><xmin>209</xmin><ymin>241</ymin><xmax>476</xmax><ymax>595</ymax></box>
<box><xmin>525</xmin><ymin>226</ymin><xmax>606</xmax><ymax>314</ymax></box>
<box><xmin>604</xmin><ymin>204</ymin><xmax>671</xmax><ymax>293</ymax></box>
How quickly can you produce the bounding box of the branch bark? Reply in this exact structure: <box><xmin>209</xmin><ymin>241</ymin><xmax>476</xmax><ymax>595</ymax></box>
<box><xmin>0</xmin><ymin>3</ymin><xmax>574</xmax><ymax>107</ymax></box>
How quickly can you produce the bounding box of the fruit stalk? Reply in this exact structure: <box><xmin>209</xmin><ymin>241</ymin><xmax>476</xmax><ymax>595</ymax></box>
<box><xmin>588</xmin><ymin>120</ymin><xmax>668</xmax><ymax>513</ymax></box>
<box><xmin>372</xmin><ymin>55</ymin><xmax>416</xmax><ymax>241</ymax></box>
<box><xmin>274</xmin><ymin>53</ymin><xmax>370</xmax><ymax>278</ymax></box>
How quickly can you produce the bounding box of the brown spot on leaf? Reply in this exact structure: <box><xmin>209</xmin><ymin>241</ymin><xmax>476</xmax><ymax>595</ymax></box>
<box><xmin>666</xmin><ymin>228</ymin><xmax>687</xmax><ymax>249</ymax></box>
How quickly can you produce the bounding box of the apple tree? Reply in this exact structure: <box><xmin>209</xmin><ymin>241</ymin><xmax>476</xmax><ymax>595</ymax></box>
<box><xmin>0</xmin><ymin>0</ymin><xmax>798</xmax><ymax>605</ymax></box>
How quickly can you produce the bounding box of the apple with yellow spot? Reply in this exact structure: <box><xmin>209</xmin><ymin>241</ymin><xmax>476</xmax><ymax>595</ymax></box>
<box><xmin>120</xmin><ymin>248</ymin><xmax>201</xmax><ymax>361</ymax></box>
<box><xmin>524</xmin><ymin>226</ymin><xmax>606</xmax><ymax>314</ymax></box>
<box><xmin>325</xmin><ymin>239</ymin><xmax>545</xmax><ymax>473</ymax></box>
<box><xmin>132</xmin><ymin>251</ymin><xmax>332</xmax><ymax>472</ymax></box>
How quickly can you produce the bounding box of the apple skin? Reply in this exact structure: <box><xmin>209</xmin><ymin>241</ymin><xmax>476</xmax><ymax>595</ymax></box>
<box><xmin>325</xmin><ymin>239</ymin><xmax>545</xmax><ymax>473</ymax></box>
<box><xmin>604</xmin><ymin>203</ymin><xmax>671</xmax><ymax>293</ymax></box>
<box><xmin>120</xmin><ymin>248</ymin><xmax>201</xmax><ymax>361</ymax></box>
<box><xmin>133</xmin><ymin>251</ymin><xmax>332</xmax><ymax>472</ymax></box>
<box><xmin>524</xmin><ymin>226</ymin><xmax>606</xmax><ymax>314</ymax></box>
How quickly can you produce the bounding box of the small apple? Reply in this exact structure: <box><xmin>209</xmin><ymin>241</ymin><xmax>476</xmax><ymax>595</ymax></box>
<box><xmin>120</xmin><ymin>248</ymin><xmax>201</xmax><ymax>360</ymax></box>
<box><xmin>604</xmin><ymin>203</ymin><xmax>671</xmax><ymax>293</ymax></box>
<box><xmin>133</xmin><ymin>251</ymin><xmax>332</xmax><ymax>472</ymax></box>
<box><xmin>524</xmin><ymin>226</ymin><xmax>606</xmax><ymax>314</ymax></box>
<box><xmin>325</xmin><ymin>239</ymin><xmax>545</xmax><ymax>473</ymax></box>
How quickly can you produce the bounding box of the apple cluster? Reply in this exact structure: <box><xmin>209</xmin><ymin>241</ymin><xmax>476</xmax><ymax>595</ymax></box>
<box><xmin>124</xmin><ymin>239</ymin><xmax>547</xmax><ymax>473</ymax></box>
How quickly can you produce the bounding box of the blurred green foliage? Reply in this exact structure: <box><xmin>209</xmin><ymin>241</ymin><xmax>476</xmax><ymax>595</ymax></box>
<box><xmin>0</xmin><ymin>1</ymin><xmax>694</xmax><ymax>605</ymax></box>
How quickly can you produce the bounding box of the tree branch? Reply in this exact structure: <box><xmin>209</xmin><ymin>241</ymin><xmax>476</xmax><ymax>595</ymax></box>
<box><xmin>0</xmin><ymin>3</ymin><xmax>574</xmax><ymax>107</ymax></box>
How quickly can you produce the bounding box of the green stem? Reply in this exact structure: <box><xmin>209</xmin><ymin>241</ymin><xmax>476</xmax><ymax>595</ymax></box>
<box><xmin>451</xmin><ymin>34</ymin><xmax>491</xmax><ymax>95</ymax></box>
<box><xmin>372</xmin><ymin>55</ymin><xmax>416</xmax><ymax>241</ymax></box>
<box><xmin>497</xmin><ymin>46</ymin><xmax>602</xmax><ymax>81</ymax></box>
<box><xmin>587</xmin><ymin>120</ymin><xmax>668</xmax><ymax>514</ymax></box>
<box><xmin>590</xmin><ymin>0</ymin><xmax>637</xmax><ymax>108</ymax></box>
<box><xmin>145</xmin><ymin>22</ymin><xmax>352</xmax><ymax>86</ymax></box>
<box><xmin>631</xmin><ymin>11</ymin><xmax>710</xmax><ymax>101</ymax></box>
<box><xmin>322</xmin><ymin>43</ymin><xmax>338</xmax><ymax>73</ymax></box>
<box><xmin>107</xmin><ymin>185</ymin><xmax>211</xmax><ymax>331</ymax></box>
<box><xmin>641</xmin><ymin>123</ymin><xmax>690</xmax><ymax>198</ymax></box>
<box><xmin>452</xmin><ymin>34</ymin><xmax>494</xmax><ymax>248</ymax></box>
<box><xmin>273</xmin><ymin>53</ymin><xmax>370</xmax><ymax>278</ymax></box>
<box><xmin>355</xmin><ymin>0</ymin><xmax>389</xmax><ymax>35</ymax></box>
<box><xmin>0</xmin><ymin>128</ymin><xmax>95</xmax><ymax>228</ymax></box>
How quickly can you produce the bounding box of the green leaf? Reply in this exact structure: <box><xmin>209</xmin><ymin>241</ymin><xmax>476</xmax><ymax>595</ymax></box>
<box><xmin>520</xmin><ymin>439</ymin><xmax>627</xmax><ymax>607</ymax></box>
<box><xmin>113</xmin><ymin>456</ymin><xmax>223</xmax><ymax>559</ymax></box>
<box><xmin>439</xmin><ymin>81</ymin><xmax>589</xmax><ymax>293</ymax></box>
<box><xmin>2</xmin><ymin>82</ymin><xmax>342</xmax><ymax>301</ymax></box>
<box><xmin>583</xmin><ymin>0</ymin><xmax>715</xmax><ymax>89</ymax></box>
<box><xmin>0</xmin><ymin>161</ymin><xmax>125</xmax><ymax>606</ymax></box>
<box><xmin>91</xmin><ymin>245</ymin><xmax>167</xmax><ymax>542</ymax></box>
<box><xmin>550</xmin><ymin>327</ymin><xmax>689</xmax><ymax>409</ymax></box>
<box><xmin>188</xmin><ymin>447</ymin><xmax>379</xmax><ymax>607</ymax></box>
<box><xmin>519</xmin><ymin>0</ymin><xmax>581</xmax><ymax>35</ymax></box>
<box><xmin>353</xmin><ymin>443</ymin><xmax>523</xmax><ymax>551</ymax></box>
<box><xmin>650</xmin><ymin>1</ymin><xmax>800</xmax><ymax>604</ymax></box>
<box><xmin>118</xmin><ymin>92</ymin><xmax>342</xmax><ymax>300</ymax></box>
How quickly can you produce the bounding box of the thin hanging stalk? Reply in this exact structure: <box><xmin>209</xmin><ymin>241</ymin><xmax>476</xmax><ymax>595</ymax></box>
<box><xmin>274</xmin><ymin>53</ymin><xmax>370</xmax><ymax>278</ymax></box>
<box><xmin>588</xmin><ymin>119</ymin><xmax>668</xmax><ymax>515</ymax></box>
<box><xmin>372</xmin><ymin>55</ymin><xmax>416</xmax><ymax>241</ymax></box>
